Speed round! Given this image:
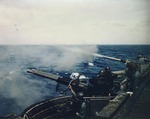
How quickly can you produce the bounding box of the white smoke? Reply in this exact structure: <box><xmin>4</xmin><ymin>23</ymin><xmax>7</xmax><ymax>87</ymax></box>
<box><xmin>0</xmin><ymin>45</ymin><xmax>98</xmax><ymax>115</ymax></box>
<box><xmin>0</xmin><ymin>64</ymin><xmax>52</xmax><ymax>114</ymax></box>
<box><xmin>16</xmin><ymin>45</ymin><xmax>98</xmax><ymax>70</ymax></box>
<box><xmin>50</xmin><ymin>46</ymin><xmax>98</xmax><ymax>70</ymax></box>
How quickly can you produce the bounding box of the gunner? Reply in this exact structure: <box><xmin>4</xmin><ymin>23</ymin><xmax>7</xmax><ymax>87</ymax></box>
<box><xmin>69</xmin><ymin>73</ymin><xmax>88</xmax><ymax>99</ymax></box>
<box><xmin>126</xmin><ymin>61</ymin><xmax>140</xmax><ymax>91</ymax></box>
<box><xmin>103</xmin><ymin>66</ymin><xmax>114</xmax><ymax>95</ymax></box>
<box><xmin>89</xmin><ymin>66</ymin><xmax>115</xmax><ymax>96</ymax></box>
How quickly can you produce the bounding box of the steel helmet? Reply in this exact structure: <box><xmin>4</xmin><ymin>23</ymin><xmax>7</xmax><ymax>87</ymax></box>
<box><xmin>105</xmin><ymin>66</ymin><xmax>111</xmax><ymax>72</ymax></box>
<box><xmin>79</xmin><ymin>75</ymin><xmax>87</xmax><ymax>83</ymax></box>
<box><xmin>99</xmin><ymin>70</ymin><xmax>104</xmax><ymax>75</ymax></box>
<box><xmin>70</xmin><ymin>72</ymin><xmax>80</xmax><ymax>80</ymax></box>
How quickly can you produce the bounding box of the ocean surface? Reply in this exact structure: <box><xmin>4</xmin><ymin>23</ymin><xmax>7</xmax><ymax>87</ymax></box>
<box><xmin>0</xmin><ymin>45</ymin><xmax>149</xmax><ymax>116</ymax></box>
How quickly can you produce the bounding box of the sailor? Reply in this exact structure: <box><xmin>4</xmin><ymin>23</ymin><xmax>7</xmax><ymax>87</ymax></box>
<box><xmin>126</xmin><ymin>61</ymin><xmax>140</xmax><ymax>91</ymax></box>
<box><xmin>69</xmin><ymin>73</ymin><xmax>88</xmax><ymax>118</ymax></box>
<box><xmin>138</xmin><ymin>54</ymin><xmax>146</xmax><ymax>64</ymax></box>
<box><xmin>89</xmin><ymin>67</ymin><xmax>115</xmax><ymax>96</ymax></box>
<box><xmin>69</xmin><ymin>73</ymin><xmax>88</xmax><ymax>99</ymax></box>
<box><xmin>138</xmin><ymin>54</ymin><xmax>150</xmax><ymax>64</ymax></box>
<box><xmin>88</xmin><ymin>70</ymin><xmax>102</xmax><ymax>96</ymax></box>
<box><xmin>76</xmin><ymin>100</ymin><xmax>87</xmax><ymax>118</ymax></box>
<box><xmin>102</xmin><ymin>66</ymin><xmax>114</xmax><ymax>96</ymax></box>
<box><xmin>97</xmin><ymin>70</ymin><xmax>106</xmax><ymax>94</ymax></box>
<box><xmin>97</xmin><ymin>70</ymin><xmax>105</xmax><ymax>85</ymax></box>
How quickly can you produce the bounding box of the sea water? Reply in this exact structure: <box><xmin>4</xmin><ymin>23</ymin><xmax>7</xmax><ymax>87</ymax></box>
<box><xmin>0</xmin><ymin>45</ymin><xmax>149</xmax><ymax>116</ymax></box>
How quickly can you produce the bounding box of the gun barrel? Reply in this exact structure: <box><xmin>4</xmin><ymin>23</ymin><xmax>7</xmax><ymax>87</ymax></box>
<box><xmin>92</xmin><ymin>53</ymin><xmax>126</xmax><ymax>63</ymax></box>
<box><xmin>27</xmin><ymin>69</ymin><xmax>70</xmax><ymax>85</ymax></box>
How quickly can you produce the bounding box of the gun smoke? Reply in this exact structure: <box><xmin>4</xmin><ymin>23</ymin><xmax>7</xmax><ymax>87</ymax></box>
<box><xmin>0</xmin><ymin>45</ymin><xmax>98</xmax><ymax>115</ymax></box>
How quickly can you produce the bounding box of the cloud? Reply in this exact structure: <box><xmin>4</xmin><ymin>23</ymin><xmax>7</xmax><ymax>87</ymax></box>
<box><xmin>0</xmin><ymin>0</ymin><xmax>149</xmax><ymax>44</ymax></box>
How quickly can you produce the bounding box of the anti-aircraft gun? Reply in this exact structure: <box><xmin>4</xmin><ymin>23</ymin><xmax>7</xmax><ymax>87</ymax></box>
<box><xmin>26</xmin><ymin>54</ymin><xmax>140</xmax><ymax>92</ymax></box>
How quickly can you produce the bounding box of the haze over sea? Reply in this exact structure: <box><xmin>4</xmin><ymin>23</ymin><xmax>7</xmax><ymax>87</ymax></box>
<box><xmin>0</xmin><ymin>45</ymin><xmax>150</xmax><ymax>116</ymax></box>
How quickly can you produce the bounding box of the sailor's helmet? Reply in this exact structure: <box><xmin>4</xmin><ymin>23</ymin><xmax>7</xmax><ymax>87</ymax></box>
<box><xmin>79</xmin><ymin>75</ymin><xmax>87</xmax><ymax>83</ymax></box>
<box><xmin>70</xmin><ymin>72</ymin><xmax>80</xmax><ymax>80</ymax></box>
<box><xmin>79</xmin><ymin>75</ymin><xmax>86</xmax><ymax>80</ymax></box>
<box><xmin>105</xmin><ymin>66</ymin><xmax>111</xmax><ymax>72</ymax></box>
<box><xmin>99</xmin><ymin>70</ymin><xmax>104</xmax><ymax>75</ymax></box>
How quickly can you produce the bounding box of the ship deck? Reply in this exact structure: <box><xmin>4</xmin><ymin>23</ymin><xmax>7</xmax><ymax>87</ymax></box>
<box><xmin>125</xmin><ymin>74</ymin><xmax>150</xmax><ymax>119</ymax></box>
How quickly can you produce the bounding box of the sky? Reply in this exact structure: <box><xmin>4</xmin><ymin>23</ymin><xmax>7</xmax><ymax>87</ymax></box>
<box><xmin>0</xmin><ymin>0</ymin><xmax>149</xmax><ymax>45</ymax></box>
